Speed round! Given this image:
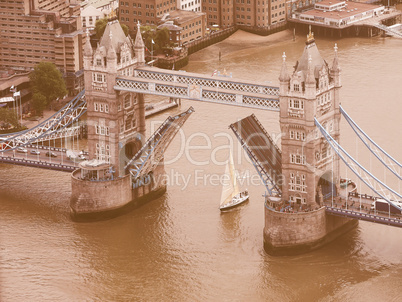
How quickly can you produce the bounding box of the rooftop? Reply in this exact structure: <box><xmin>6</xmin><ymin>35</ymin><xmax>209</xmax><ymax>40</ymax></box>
<box><xmin>302</xmin><ymin>0</ymin><xmax>383</xmax><ymax>21</ymax></box>
<box><xmin>165</xmin><ymin>9</ymin><xmax>205</xmax><ymax>24</ymax></box>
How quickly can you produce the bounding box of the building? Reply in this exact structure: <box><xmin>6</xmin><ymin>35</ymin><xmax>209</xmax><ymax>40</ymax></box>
<box><xmin>119</xmin><ymin>0</ymin><xmax>178</xmax><ymax>34</ymax></box>
<box><xmin>0</xmin><ymin>0</ymin><xmax>85</xmax><ymax>94</ymax></box>
<box><xmin>83</xmin><ymin>18</ymin><xmax>144</xmax><ymax>170</ymax></box>
<box><xmin>80</xmin><ymin>0</ymin><xmax>119</xmax><ymax>30</ymax></box>
<box><xmin>81</xmin><ymin>0</ymin><xmax>118</xmax><ymax>13</ymax></box>
<box><xmin>177</xmin><ymin>0</ymin><xmax>201</xmax><ymax>12</ymax></box>
<box><xmin>161</xmin><ymin>9</ymin><xmax>206</xmax><ymax>44</ymax></box>
<box><xmin>278</xmin><ymin>30</ymin><xmax>341</xmax><ymax>207</ymax></box>
<box><xmin>262</xmin><ymin>30</ymin><xmax>358</xmax><ymax>255</ymax></box>
<box><xmin>157</xmin><ymin>21</ymin><xmax>183</xmax><ymax>45</ymax></box>
<box><xmin>71</xmin><ymin>19</ymin><xmax>168</xmax><ymax>219</ymax></box>
<box><xmin>291</xmin><ymin>0</ymin><xmax>385</xmax><ymax>28</ymax></box>
<box><xmin>81</xmin><ymin>5</ymin><xmax>105</xmax><ymax>30</ymax></box>
<box><xmin>201</xmin><ymin>0</ymin><xmax>287</xmax><ymax>29</ymax></box>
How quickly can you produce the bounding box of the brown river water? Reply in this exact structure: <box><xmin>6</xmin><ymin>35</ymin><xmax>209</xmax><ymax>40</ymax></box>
<box><xmin>1</xmin><ymin>24</ymin><xmax>401</xmax><ymax>301</ymax></box>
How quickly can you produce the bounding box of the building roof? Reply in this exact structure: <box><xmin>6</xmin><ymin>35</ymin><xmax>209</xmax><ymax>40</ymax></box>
<box><xmin>0</xmin><ymin>97</ymin><xmax>15</xmax><ymax>103</ymax></box>
<box><xmin>81</xmin><ymin>5</ymin><xmax>103</xmax><ymax>17</ymax></box>
<box><xmin>294</xmin><ymin>32</ymin><xmax>328</xmax><ymax>79</ymax></box>
<box><xmin>157</xmin><ymin>21</ymin><xmax>182</xmax><ymax>31</ymax></box>
<box><xmin>82</xmin><ymin>0</ymin><xmax>114</xmax><ymax>10</ymax></box>
<box><xmin>134</xmin><ymin>22</ymin><xmax>144</xmax><ymax>48</ymax></box>
<box><xmin>99</xmin><ymin>19</ymin><xmax>132</xmax><ymax>55</ymax></box>
<box><xmin>302</xmin><ymin>0</ymin><xmax>383</xmax><ymax>21</ymax></box>
<box><xmin>165</xmin><ymin>9</ymin><xmax>205</xmax><ymax>24</ymax></box>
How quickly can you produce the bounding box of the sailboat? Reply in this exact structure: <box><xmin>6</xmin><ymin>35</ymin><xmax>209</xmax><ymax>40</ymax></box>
<box><xmin>219</xmin><ymin>152</ymin><xmax>249</xmax><ymax>211</ymax></box>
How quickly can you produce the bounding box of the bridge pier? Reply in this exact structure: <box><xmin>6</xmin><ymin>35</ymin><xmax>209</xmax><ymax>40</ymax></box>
<box><xmin>263</xmin><ymin>206</ymin><xmax>358</xmax><ymax>255</ymax></box>
<box><xmin>70</xmin><ymin>161</ymin><xmax>167</xmax><ymax>221</ymax></box>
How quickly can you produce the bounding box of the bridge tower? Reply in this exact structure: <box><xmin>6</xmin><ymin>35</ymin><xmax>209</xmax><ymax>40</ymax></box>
<box><xmin>83</xmin><ymin>19</ymin><xmax>146</xmax><ymax>176</ymax></box>
<box><xmin>278</xmin><ymin>31</ymin><xmax>342</xmax><ymax>208</ymax></box>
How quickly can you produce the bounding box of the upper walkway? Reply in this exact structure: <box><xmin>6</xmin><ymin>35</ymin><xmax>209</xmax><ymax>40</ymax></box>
<box><xmin>115</xmin><ymin>66</ymin><xmax>280</xmax><ymax>111</ymax></box>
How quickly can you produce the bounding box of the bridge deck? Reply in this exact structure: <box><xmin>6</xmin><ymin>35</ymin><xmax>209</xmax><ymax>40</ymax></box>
<box><xmin>324</xmin><ymin>192</ymin><xmax>402</xmax><ymax>228</ymax></box>
<box><xmin>0</xmin><ymin>145</ymin><xmax>84</xmax><ymax>172</ymax></box>
<box><xmin>230</xmin><ymin>114</ymin><xmax>282</xmax><ymax>194</ymax></box>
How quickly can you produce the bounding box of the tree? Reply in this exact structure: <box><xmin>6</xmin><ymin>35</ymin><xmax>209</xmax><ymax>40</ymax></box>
<box><xmin>141</xmin><ymin>26</ymin><xmax>171</xmax><ymax>55</ymax></box>
<box><xmin>0</xmin><ymin>108</ymin><xmax>19</xmax><ymax>129</ymax></box>
<box><xmin>29</xmin><ymin>62</ymin><xmax>67</xmax><ymax>108</ymax></box>
<box><xmin>155</xmin><ymin>27</ymin><xmax>170</xmax><ymax>49</ymax></box>
<box><xmin>32</xmin><ymin>93</ymin><xmax>47</xmax><ymax>115</ymax></box>
<box><xmin>95</xmin><ymin>18</ymin><xmax>108</xmax><ymax>39</ymax></box>
<box><xmin>95</xmin><ymin>18</ymin><xmax>129</xmax><ymax>39</ymax></box>
<box><xmin>121</xmin><ymin>24</ymin><xmax>129</xmax><ymax>36</ymax></box>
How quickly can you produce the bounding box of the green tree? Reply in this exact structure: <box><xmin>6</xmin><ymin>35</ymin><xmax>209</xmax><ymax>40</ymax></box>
<box><xmin>155</xmin><ymin>27</ymin><xmax>170</xmax><ymax>49</ymax></box>
<box><xmin>29</xmin><ymin>62</ymin><xmax>67</xmax><ymax>108</ymax></box>
<box><xmin>32</xmin><ymin>93</ymin><xmax>47</xmax><ymax>115</ymax></box>
<box><xmin>141</xmin><ymin>26</ymin><xmax>171</xmax><ymax>55</ymax></box>
<box><xmin>95</xmin><ymin>18</ymin><xmax>129</xmax><ymax>39</ymax></box>
<box><xmin>0</xmin><ymin>108</ymin><xmax>19</xmax><ymax>129</ymax></box>
<box><xmin>121</xmin><ymin>24</ymin><xmax>129</xmax><ymax>36</ymax></box>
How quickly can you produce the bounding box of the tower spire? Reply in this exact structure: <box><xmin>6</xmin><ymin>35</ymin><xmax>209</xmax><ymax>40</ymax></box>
<box><xmin>306</xmin><ymin>25</ymin><xmax>315</xmax><ymax>45</ymax></box>
<box><xmin>279</xmin><ymin>52</ymin><xmax>290</xmax><ymax>82</ymax></box>
<box><xmin>331</xmin><ymin>43</ymin><xmax>340</xmax><ymax>72</ymax></box>
<box><xmin>134</xmin><ymin>21</ymin><xmax>145</xmax><ymax>48</ymax></box>
<box><xmin>134</xmin><ymin>21</ymin><xmax>145</xmax><ymax>66</ymax></box>
<box><xmin>84</xmin><ymin>28</ymin><xmax>93</xmax><ymax>57</ymax></box>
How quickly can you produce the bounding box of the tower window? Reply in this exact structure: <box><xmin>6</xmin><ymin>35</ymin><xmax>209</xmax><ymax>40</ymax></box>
<box><xmin>124</xmin><ymin>95</ymin><xmax>131</xmax><ymax>108</ymax></box>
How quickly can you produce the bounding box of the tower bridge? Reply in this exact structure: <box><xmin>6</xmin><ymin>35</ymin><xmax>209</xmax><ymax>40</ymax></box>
<box><xmin>0</xmin><ymin>20</ymin><xmax>400</xmax><ymax>253</ymax></box>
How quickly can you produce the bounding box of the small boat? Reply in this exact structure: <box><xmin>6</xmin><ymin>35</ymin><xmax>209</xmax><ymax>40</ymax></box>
<box><xmin>220</xmin><ymin>151</ymin><xmax>249</xmax><ymax>211</ymax></box>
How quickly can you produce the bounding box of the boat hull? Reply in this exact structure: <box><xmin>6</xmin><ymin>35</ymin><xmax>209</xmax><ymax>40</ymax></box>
<box><xmin>220</xmin><ymin>193</ymin><xmax>249</xmax><ymax>211</ymax></box>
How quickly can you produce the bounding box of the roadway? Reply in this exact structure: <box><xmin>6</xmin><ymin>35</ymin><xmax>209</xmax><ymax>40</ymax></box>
<box><xmin>0</xmin><ymin>145</ymin><xmax>86</xmax><ymax>172</ymax></box>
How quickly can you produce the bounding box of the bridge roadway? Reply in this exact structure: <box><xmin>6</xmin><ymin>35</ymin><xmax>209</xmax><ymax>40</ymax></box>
<box><xmin>324</xmin><ymin>192</ymin><xmax>402</xmax><ymax>228</ymax></box>
<box><xmin>114</xmin><ymin>66</ymin><xmax>280</xmax><ymax>111</ymax></box>
<box><xmin>0</xmin><ymin>145</ymin><xmax>86</xmax><ymax>172</ymax></box>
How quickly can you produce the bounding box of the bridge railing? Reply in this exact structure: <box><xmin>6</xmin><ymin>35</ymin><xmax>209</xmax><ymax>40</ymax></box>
<box><xmin>0</xmin><ymin>155</ymin><xmax>76</xmax><ymax>172</ymax></box>
<box><xmin>325</xmin><ymin>206</ymin><xmax>402</xmax><ymax>228</ymax></box>
<box><xmin>133</xmin><ymin>67</ymin><xmax>279</xmax><ymax>96</ymax></box>
<box><xmin>115</xmin><ymin>77</ymin><xmax>280</xmax><ymax>111</ymax></box>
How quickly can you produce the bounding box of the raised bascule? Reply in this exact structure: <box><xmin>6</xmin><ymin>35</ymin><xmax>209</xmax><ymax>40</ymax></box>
<box><xmin>0</xmin><ymin>21</ymin><xmax>400</xmax><ymax>254</ymax></box>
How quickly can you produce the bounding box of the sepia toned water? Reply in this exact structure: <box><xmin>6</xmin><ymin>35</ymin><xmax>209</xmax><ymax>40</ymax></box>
<box><xmin>1</xmin><ymin>28</ymin><xmax>402</xmax><ymax>301</ymax></box>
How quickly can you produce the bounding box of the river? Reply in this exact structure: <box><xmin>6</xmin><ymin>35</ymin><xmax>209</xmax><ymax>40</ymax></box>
<box><xmin>1</xmin><ymin>26</ymin><xmax>401</xmax><ymax>301</ymax></box>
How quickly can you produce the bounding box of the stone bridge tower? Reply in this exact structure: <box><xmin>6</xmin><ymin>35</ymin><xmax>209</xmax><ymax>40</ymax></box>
<box><xmin>83</xmin><ymin>19</ymin><xmax>146</xmax><ymax>176</ymax></box>
<box><xmin>278</xmin><ymin>32</ymin><xmax>341</xmax><ymax>207</ymax></box>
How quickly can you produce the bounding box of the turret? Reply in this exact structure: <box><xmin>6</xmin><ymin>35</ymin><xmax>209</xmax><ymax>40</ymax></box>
<box><xmin>134</xmin><ymin>21</ymin><xmax>145</xmax><ymax>66</ymax></box>
<box><xmin>279</xmin><ymin>52</ymin><xmax>290</xmax><ymax>95</ymax></box>
<box><xmin>330</xmin><ymin>43</ymin><xmax>341</xmax><ymax>88</ymax></box>
<box><xmin>83</xmin><ymin>29</ymin><xmax>93</xmax><ymax>70</ymax></box>
<box><xmin>106</xmin><ymin>31</ymin><xmax>117</xmax><ymax>73</ymax></box>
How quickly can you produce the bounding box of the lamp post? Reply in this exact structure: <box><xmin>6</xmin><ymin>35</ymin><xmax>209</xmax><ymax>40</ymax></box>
<box><xmin>151</xmin><ymin>38</ymin><xmax>155</xmax><ymax>67</ymax></box>
<box><xmin>13</xmin><ymin>90</ymin><xmax>22</xmax><ymax>126</ymax></box>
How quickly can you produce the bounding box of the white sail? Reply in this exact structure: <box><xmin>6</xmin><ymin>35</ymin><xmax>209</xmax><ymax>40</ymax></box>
<box><xmin>220</xmin><ymin>151</ymin><xmax>240</xmax><ymax>207</ymax></box>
